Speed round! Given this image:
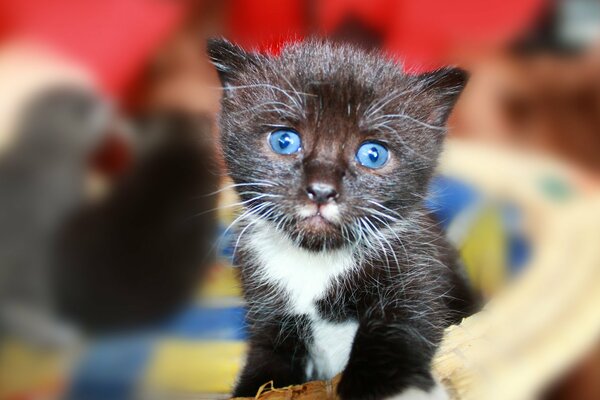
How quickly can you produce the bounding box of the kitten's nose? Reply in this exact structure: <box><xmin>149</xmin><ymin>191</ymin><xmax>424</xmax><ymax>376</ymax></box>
<box><xmin>306</xmin><ymin>183</ymin><xmax>339</xmax><ymax>204</ymax></box>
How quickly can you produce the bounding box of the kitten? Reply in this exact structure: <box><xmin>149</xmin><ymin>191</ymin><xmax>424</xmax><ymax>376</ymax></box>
<box><xmin>52</xmin><ymin>112</ymin><xmax>219</xmax><ymax>333</ymax></box>
<box><xmin>0</xmin><ymin>86</ymin><xmax>219</xmax><ymax>340</ymax></box>
<box><xmin>0</xmin><ymin>87</ymin><xmax>106</xmax><ymax>344</ymax></box>
<box><xmin>208</xmin><ymin>39</ymin><xmax>478</xmax><ymax>400</ymax></box>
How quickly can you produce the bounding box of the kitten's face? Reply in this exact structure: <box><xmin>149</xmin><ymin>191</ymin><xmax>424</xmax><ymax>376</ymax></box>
<box><xmin>209</xmin><ymin>40</ymin><xmax>466</xmax><ymax>251</ymax></box>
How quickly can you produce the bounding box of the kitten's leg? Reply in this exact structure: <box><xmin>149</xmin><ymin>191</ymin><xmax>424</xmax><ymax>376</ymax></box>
<box><xmin>233</xmin><ymin>343</ymin><xmax>308</xmax><ymax>397</ymax></box>
<box><xmin>233</xmin><ymin>316</ymin><xmax>310</xmax><ymax>397</ymax></box>
<box><xmin>337</xmin><ymin>320</ymin><xmax>446</xmax><ymax>400</ymax></box>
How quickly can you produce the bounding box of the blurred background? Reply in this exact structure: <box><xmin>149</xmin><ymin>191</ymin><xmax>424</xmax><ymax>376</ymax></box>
<box><xmin>0</xmin><ymin>0</ymin><xmax>599</xmax><ymax>399</ymax></box>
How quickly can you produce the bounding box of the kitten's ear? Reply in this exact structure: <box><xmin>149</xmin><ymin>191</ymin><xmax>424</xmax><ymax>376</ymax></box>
<box><xmin>416</xmin><ymin>67</ymin><xmax>469</xmax><ymax>126</ymax></box>
<box><xmin>207</xmin><ymin>38</ymin><xmax>262</xmax><ymax>87</ymax></box>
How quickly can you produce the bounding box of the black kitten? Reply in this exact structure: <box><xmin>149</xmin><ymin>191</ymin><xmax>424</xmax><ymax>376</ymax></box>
<box><xmin>209</xmin><ymin>39</ymin><xmax>477</xmax><ymax>400</ymax></box>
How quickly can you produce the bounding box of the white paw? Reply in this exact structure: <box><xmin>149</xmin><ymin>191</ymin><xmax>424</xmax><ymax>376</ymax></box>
<box><xmin>384</xmin><ymin>381</ymin><xmax>449</xmax><ymax>400</ymax></box>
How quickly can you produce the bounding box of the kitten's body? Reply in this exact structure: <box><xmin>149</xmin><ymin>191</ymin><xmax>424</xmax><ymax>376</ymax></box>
<box><xmin>237</xmin><ymin>216</ymin><xmax>472</xmax><ymax>399</ymax></box>
<box><xmin>209</xmin><ymin>39</ymin><xmax>477</xmax><ymax>399</ymax></box>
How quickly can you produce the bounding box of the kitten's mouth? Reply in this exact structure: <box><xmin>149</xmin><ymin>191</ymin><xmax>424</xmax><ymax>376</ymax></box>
<box><xmin>296</xmin><ymin>207</ymin><xmax>340</xmax><ymax>238</ymax></box>
<box><xmin>297</xmin><ymin>203</ymin><xmax>340</xmax><ymax>225</ymax></box>
<box><xmin>291</xmin><ymin>204</ymin><xmax>345</xmax><ymax>250</ymax></box>
<box><xmin>302</xmin><ymin>212</ymin><xmax>336</xmax><ymax>228</ymax></box>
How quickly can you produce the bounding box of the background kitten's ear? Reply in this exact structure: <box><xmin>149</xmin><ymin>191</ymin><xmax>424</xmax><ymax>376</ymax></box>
<box><xmin>417</xmin><ymin>67</ymin><xmax>469</xmax><ymax>127</ymax></box>
<box><xmin>207</xmin><ymin>38</ymin><xmax>262</xmax><ymax>87</ymax></box>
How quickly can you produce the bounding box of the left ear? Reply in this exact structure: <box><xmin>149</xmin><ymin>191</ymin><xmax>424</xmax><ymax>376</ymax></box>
<box><xmin>416</xmin><ymin>67</ymin><xmax>469</xmax><ymax>126</ymax></box>
<box><xmin>207</xmin><ymin>38</ymin><xmax>264</xmax><ymax>88</ymax></box>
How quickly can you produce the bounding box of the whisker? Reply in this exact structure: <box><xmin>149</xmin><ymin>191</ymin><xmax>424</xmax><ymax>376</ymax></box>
<box><xmin>196</xmin><ymin>181</ymin><xmax>276</xmax><ymax>198</ymax></box>
<box><xmin>358</xmin><ymin>206</ymin><xmax>399</xmax><ymax>223</ymax></box>
<box><xmin>363</xmin><ymin>87</ymin><xmax>419</xmax><ymax>122</ymax></box>
<box><xmin>193</xmin><ymin>194</ymin><xmax>273</xmax><ymax>217</ymax></box>
<box><xmin>371</xmin><ymin>113</ymin><xmax>445</xmax><ymax>131</ymax></box>
<box><xmin>367</xmin><ymin>200</ymin><xmax>402</xmax><ymax>218</ymax></box>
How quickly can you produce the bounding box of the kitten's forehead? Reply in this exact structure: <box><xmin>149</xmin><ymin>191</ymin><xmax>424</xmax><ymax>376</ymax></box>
<box><xmin>212</xmin><ymin>38</ymin><xmax>467</xmax><ymax>164</ymax></box>
<box><xmin>250</xmin><ymin>43</ymin><xmax>413</xmax><ymax>142</ymax></box>
<box><xmin>273</xmin><ymin>42</ymin><xmax>406</xmax><ymax>101</ymax></box>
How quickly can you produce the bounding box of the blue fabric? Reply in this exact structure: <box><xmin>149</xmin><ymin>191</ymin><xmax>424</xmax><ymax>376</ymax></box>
<box><xmin>67</xmin><ymin>335</ymin><xmax>154</xmax><ymax>400</ymax></box>
<box><xmin>163</xmin><ymin>305</ymin><xmax>247</xmax><ymax>340</ymax></box>
<box><xmin>425</xmin><ymin>175</ymin><xmax>480</xmax><ymax>229</ymax></box>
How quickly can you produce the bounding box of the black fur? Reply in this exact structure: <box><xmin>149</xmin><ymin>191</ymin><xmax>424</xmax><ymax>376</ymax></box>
<box><xmin>233</xmin><ymin>312</ymin><xmax>312</xmax><ymax>396</ymax></box>
<box><xmin>209</xmin><ymin>38</ymin><xmax>477</xmax><ymax>399</ymax></box>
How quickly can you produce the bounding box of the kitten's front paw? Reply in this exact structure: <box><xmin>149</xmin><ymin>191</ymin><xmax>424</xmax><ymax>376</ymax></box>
<box><xmin>384</xmin><ymin>381</ymin><xmax>449</xmax><ymax>400</ymax></box>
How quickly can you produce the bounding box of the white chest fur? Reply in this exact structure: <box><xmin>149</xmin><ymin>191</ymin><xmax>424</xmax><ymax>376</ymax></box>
<box><xmin>306</xmin><ymin>318</ymin><xmax>358</xmax><ymax>379</ymax></box>
<box><xmin>246</xmin><ymin>221</ymin><xmax>359</xmax><ymax>379</ymax></box>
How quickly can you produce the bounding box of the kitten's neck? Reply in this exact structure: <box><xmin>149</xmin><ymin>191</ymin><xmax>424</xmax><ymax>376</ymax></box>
<box><xmin>242</xmin><ymin>218</ymin><xmax>357</xmax><ymax>315</ymax></box>
<box><xmin>243</xmin><ymin>217</ymin><xmax>358</xmax><ymax>255</ymax></box>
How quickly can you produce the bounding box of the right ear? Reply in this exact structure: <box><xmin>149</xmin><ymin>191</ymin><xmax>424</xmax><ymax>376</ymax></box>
<box><xmin>207</xmin><ymin>38</ymin><xmax>262</xmax><ymax>87</ymax></box>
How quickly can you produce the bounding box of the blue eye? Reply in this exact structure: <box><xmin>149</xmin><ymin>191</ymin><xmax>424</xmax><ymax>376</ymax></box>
<box><xmin>269</xmin><ymin>129</ymin><xmax>302</xmax><ymax>155</ymax></box>
<box><xmin>356</xmin><ymin>141</ymin><xmax>389</xmax><ymax>169</ymax></box>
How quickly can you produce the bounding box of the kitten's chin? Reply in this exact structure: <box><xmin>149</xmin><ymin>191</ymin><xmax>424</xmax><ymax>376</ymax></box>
<box><xmin>302</xmin><ymin>214</ymin><xmax>335</xmax><ymax>230</ymax></box>
<box><xmin>290</xmin><ymin>216</ymin><xmax>347</xmax><ymax>251</ymax></box>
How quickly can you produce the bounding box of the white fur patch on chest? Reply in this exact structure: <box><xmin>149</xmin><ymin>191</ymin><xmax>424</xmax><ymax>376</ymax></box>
<box><xmin>246</xmin><ymin>220</ymin><xmax>359</xmax><ymax>379</ymax></box>
<box><xmin>247</xmin><ymin>220</ymin><xmax>356</xmax><ymax>315</ymax></box>
<box><xmin>306</xmin><ymin>318</ymin><xmax>358</xmax><ymax>380</ymax></box>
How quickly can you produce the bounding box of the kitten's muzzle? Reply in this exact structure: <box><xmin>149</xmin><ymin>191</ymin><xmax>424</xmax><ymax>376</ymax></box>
<box><xmin>305</xmin><ymin>182</ymin><xmax>339</xmax><ymax>204</ymax></box>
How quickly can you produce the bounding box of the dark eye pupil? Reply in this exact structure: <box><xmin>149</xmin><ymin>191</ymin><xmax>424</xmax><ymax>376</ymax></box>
<box><xmin>368</xmin><ymin>147</ymin><xmax>379</xmax><ymax>162</ymax></box>
<box><xmin>278</xmin><ymin>133</ymin><xmax>291</xmax><ymax>149</ymax></box>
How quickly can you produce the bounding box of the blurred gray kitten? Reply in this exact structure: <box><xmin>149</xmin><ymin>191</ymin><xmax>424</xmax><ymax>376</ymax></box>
<box><xmin>0</xmin><ymin>87</ymin><xmax>219</xmax><ymax>345</ymax></box>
